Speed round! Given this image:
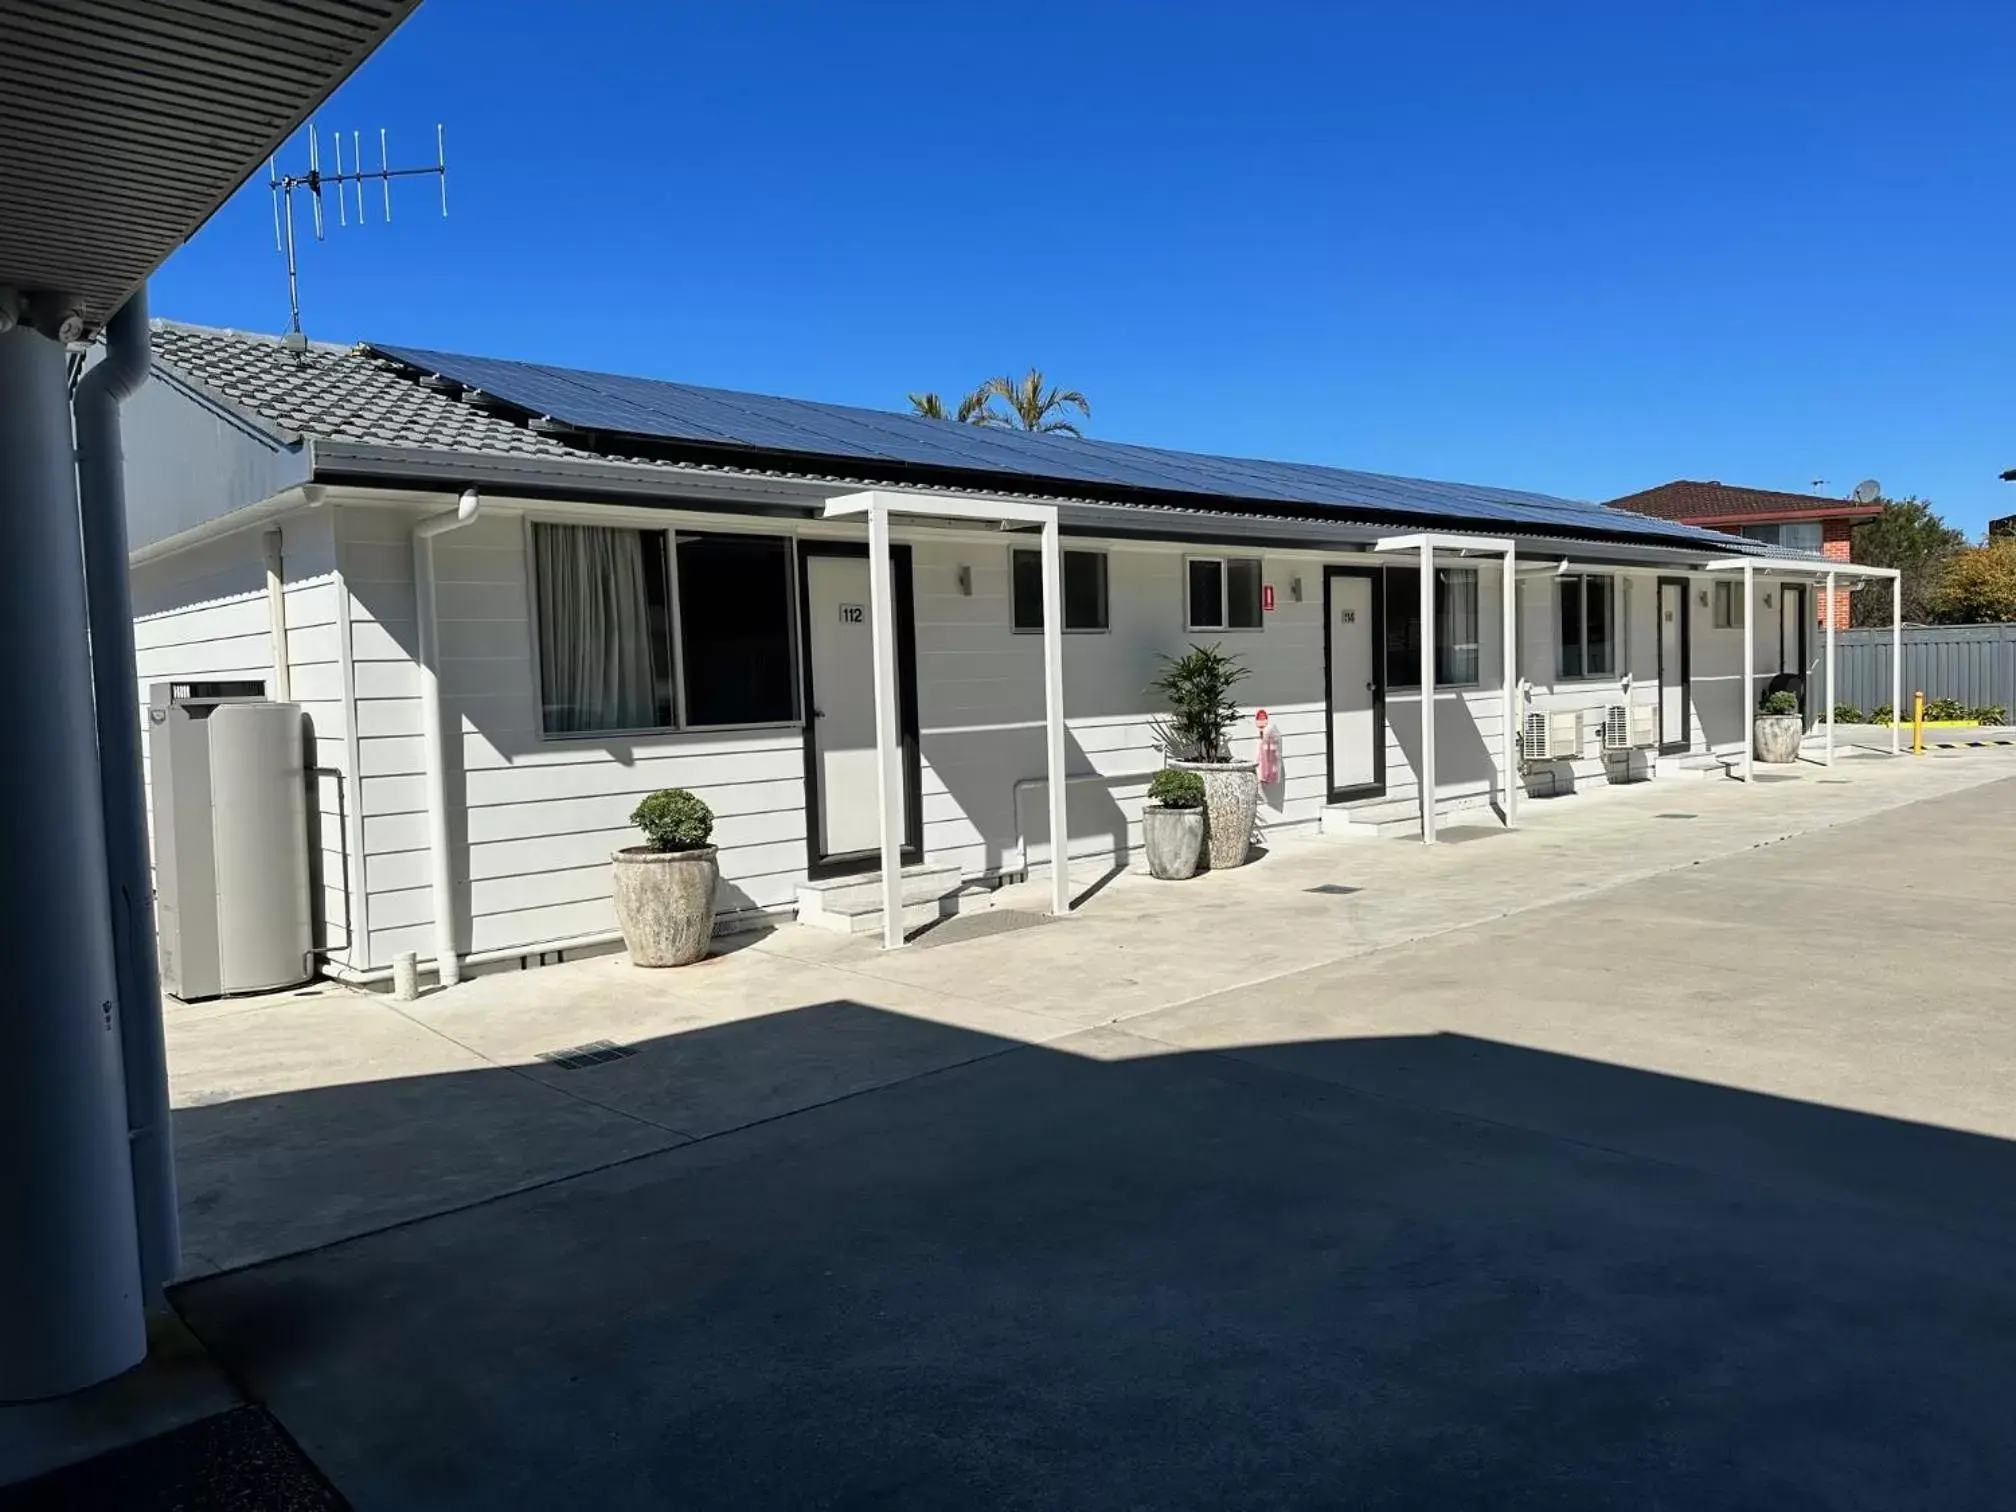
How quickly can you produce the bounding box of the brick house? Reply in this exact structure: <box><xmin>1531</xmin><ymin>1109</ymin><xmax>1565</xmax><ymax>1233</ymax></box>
<box><xmin>1605</xmin><ymin>480</ymin><xmax>1881</xmax><ymax>628</ymax></box>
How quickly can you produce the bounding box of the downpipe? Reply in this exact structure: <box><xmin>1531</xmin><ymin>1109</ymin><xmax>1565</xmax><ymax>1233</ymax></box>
<box><xmin>74</xmin><ymin>287</ymin><xmax>181</xmax><ymax>1302</ymax></box>
<box><xmin>413</xmin><ymin>489</ymin><xmax>483</xmax><ymax>988</ymax></box>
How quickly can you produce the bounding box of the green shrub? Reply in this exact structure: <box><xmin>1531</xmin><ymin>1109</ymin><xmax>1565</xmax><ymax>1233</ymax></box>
<box><xmin>631</xmin><ymin>788</ymin><xmax>714</xmax><ymax>851</ymax></box>
<box><xmin>1759</xmin><ymin>690</ymin><xmax>1799</xmax><ymax>716</ymax></box>
<box><xmin>1147</xmin><ymin>643</ymin><xmax>1250</xmax><ymax>762</ymax></box>
<box><xmin>1147</xmin><ymin>767</ymin><xmax>1205</xmax><ymax>809</ymax></box>
<box><xmin>1971</xmin><ymin>705</ymin><xmax>2008</xmax><ymax>726</ymax></box>
<box><xmin>1870</xmin><ymin>704</ymin><xmax>1894</xmax><ymax>725</ymax></box>
<box><xmin>1832</xmin><ymin>703</ymin><xmax>1863</xmax><ymax>724</ymax></box>
<box><xmin>1923</xmin><ymin>695</ymin><xmax>1969</xmax><ymax>721</ymax></box>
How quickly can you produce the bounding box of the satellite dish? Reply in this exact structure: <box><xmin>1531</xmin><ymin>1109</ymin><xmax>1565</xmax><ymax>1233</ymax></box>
<box><xmin>1851</xmin><ymin>479</ymin><xmax>1882</xmax><ymax>504</ymax></box>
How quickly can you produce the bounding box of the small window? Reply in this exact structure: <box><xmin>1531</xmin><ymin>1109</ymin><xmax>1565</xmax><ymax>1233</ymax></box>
<box><xmin>1557</xmin><ymin>574</ymin><xmax>1615</xmax><ymax>679</ymax></box>
<box><xmin>676</xmin><ymin>533</ymin><xmax>798</xmax><ymax>726</ymax></box>
<box><xmin>1386</xmin><ymin>566</ymin><xmax>1481</xmax><ymax>688</ymax></box>
<box><xmin>1186</xmin><ymin>557</ymin><xmax>1263</xmax><ymax>630</ymax></box>
<box><xmin>532</xmin><ymin>522</ymin><xmax>675</xmax><ymax>735</ymax></box>
<box><xmin>1713</xmin><ymin>579</ymin><xmax>1739</xmax><ymax>629</ymax></box>
<box><xmin>1738</xmin><ymin>521</ymin><xmax>1824</xmax><ymax>554</ymax></box>
<box><xmin>1011</xmin><ymin>548</ymin><xmax>1108</xmax><ymax>632</ymax></box>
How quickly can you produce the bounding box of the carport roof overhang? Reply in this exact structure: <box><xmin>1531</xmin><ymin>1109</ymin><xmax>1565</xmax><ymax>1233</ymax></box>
<box><xmin>0</xmin><ymin>0</ymin><xmax>419</xmax><ymax>334</ymax></box>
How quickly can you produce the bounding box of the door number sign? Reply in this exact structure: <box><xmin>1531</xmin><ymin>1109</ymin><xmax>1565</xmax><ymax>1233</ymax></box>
<box><xmin>839</xmin><ymin>603</ymin><xmax>865</xmax><ymax>624</ymax></box>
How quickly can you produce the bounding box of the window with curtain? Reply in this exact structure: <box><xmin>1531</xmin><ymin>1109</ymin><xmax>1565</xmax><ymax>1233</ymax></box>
<box><xmin>531</xmin><ymin>522</ymin><xmax>674</xmax><ymax>734</ymax></box>
<box><xmin>1385</xmin><ymin>566</ymin><xmax>1480</xmax><ymax>688</ymax></box>
<box><xmin>531</xmin><ymin>522</ymin><xmax>799</xmax><ymax>735</ymax></box>
<box><xmin>676</xmin><ymin>533</ymin><xmax>798</xmax><ymax>726</ymax></box>
<box><xmin>1557</xmin><ymin>574</ymin><xmax>1616</xmax><ymax>679</ymax></box>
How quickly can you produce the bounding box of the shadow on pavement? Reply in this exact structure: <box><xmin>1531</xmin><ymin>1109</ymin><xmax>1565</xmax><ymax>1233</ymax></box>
<box><xmin>165</xmin><ymin>1001</ymin><xmax>2016</xmax><ymax>1511</ymax></box>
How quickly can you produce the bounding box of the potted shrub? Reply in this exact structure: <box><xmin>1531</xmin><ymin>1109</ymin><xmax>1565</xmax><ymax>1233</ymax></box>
<box><xmin>1148</xmin><ymin>643</ymin><xmax>1257</xmax><ymax>871</ymax></box>
<box><xmin>1754</xmin><ymin>689</ymin><xmax>1804</xmax><ymax>764</ymax></box>
<box><xmin>1142</xmin><ymin>768</ymin><xmax>1206</xmax><ymax>880</ymax></box>
<box><xmin>612</xmin><ymin>789</ymin><xmax>719</xmax><ymax>967</ymax></box>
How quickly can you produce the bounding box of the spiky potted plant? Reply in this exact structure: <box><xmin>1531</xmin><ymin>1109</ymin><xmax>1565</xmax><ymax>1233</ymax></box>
<box><xmin>1754</xmin><ymin>689</ymin><xmax>1804</xmax><ymax>764</ymax></box>
<box><xmin>613</xmin><ymin>788</ymin><xmax>719</xmax><ymax>966</ymax></box>
<box><xmin>1142</xmin><ymin>767</ymin><xmax>1206</xmax><ymax>880</ymax></box>
<box><xmin>1148</xmin><ymin>643</ymin><xmax>1256</xmax><ymax>870</ymax></box>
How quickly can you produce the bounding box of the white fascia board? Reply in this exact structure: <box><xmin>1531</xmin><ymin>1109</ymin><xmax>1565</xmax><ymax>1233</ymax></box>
<box><xmin>1371</xmin><ymin>531</ymin><xmax>1516</xmax><ymax>555</ymax></box>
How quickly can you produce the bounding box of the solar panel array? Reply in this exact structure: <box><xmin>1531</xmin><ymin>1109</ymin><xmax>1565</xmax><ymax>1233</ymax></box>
<box><xmin>367</xmin><ymin>343</ymin><xmax>1748</xmax><ymax>551</ymax></box>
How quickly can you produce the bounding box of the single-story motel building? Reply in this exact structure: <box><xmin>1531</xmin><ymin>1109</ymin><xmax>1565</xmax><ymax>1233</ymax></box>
<box><xmin>124</xmin><ymin>322</ymin><xmax>1902</xmax><ymax>982</ymax></box>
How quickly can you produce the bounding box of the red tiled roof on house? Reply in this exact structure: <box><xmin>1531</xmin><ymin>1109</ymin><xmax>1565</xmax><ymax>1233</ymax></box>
<box><xmin>1604</xmin><ymin>480</ymin><xmax>1885</xmax><ymax>526</ymax></box>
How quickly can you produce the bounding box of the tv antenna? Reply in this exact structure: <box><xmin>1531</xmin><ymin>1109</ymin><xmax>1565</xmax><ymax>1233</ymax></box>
<box><xmin>268</xmin><ymin>123</ymin><xmax>448</xmax><ymax>352</ymax></box>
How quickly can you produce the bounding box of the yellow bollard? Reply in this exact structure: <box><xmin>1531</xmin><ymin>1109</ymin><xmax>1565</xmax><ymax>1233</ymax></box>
<box><xmin>1913</xmin><ymin>690</ymin><xmax>1925</xmax><ymax>755</ymax></box>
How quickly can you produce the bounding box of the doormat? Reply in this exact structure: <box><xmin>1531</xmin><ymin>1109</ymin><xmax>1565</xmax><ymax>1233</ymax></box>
<box><xmin>913</xmin><ymin>909</ymin><xmax>1051</xmax><ymax>948</ymax></box>
<box><xmin>1305</xmin><ymin>883</ymin><xmax>1361</xmax><ymax>896</ymax></box>
<box><xmin>537</xmin><ymin>1039</ymin><xmax>638</xmax><ymax>1070</ymax></box>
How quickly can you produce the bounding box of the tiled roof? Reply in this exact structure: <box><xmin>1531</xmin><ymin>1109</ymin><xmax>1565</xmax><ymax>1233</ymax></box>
<box><xmin>149</xmin><ymin>321</ymin><xmax>587</xmax><ymax>461</ymax></box>
<box><xmin>1605</xmin><ymin>479</ymin><xmax>1883</xmax><ymax>523</ymax></box>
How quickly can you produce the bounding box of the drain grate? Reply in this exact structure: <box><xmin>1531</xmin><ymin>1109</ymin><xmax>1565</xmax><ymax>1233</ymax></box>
<box><xmin>1305</xmin><ymin>883</ymin><xmax>1361</xmax><ymax>896</ymax></box>
<box><xmin>537</xmin><ymin>1039</ymin><xmax>638</xmax><ymax>1070</ymax></box>
<box><xmin>1654</xmin><ymin>812</ymin><xmax>1698</xmax><ymax>820</ymax></box>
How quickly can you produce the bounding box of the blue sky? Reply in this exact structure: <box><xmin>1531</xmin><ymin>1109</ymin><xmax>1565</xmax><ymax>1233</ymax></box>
<box><xmin>156</xmin><ymin>0</ymin><xmax>2015</xmax><ymax>533</ymax></box>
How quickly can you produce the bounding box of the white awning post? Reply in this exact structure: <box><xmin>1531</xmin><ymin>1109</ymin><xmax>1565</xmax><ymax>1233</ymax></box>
<box><xmin>1890</xmin><ymin>574</ymin><xmax>1902</xmax><ymax>758</ymax></box>
<box><xmin>1419</xmin><ymin>542</ymin><xmax>1437</xmax><ymax>844</ymax></box>
<box><xmin>1741</xmin><ymin>559</ymin><xmax>1755</xmax><ymax>784</ymax></box>
<box><xmin>1500</xmin><ymin>546</ymin><xmax>1518</xmax><ymax>828</ymax></box>
<box><xmin>1824</xmin><ymin>569</ymin><xmax>1837</xmax><ymax>767</ymax></box>
<box><xmin>1040</xmin><ymin>517</ymin><xmax>1070</xmax><ymax>915</ymax></box>
<box><xmin>867</xmin><ymin>496</ymin><xmax>905</xmax><ymax>949</ymax></box>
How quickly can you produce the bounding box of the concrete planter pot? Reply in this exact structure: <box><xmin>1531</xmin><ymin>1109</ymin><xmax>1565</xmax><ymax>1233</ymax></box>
<box><xmin>612</xmin><ymin>845</ymin><xmax>719</xmax><ymax>967</ymax></box>
<box><xmin>1175</xmin><ymin>759</ymin><xmax>1260</xmax><ymax>870</ymax></box>
<box><xmin>1142</xmin><ymin>805</ymin><xmax>1205</xmax><ymax>880</ymax></box>
<box><xmin>1753</xmin><ymin>713</ymin><xmax>1805</xmax><ymax>765</ymax></box>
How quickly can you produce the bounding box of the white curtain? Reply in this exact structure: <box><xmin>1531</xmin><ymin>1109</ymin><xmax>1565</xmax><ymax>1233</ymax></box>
<box><xmin>534</xmin><ymin>523</ymin><xmax>660</xmax><ymax>733</ymax></box>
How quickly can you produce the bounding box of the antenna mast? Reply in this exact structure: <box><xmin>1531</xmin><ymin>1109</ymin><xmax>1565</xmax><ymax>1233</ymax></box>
<box><xmin>267</xmin><ymin>122</ymin><xmax>449</xmax><ymax>352</ymax></box>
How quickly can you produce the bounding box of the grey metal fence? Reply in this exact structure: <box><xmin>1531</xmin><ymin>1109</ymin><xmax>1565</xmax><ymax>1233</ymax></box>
<box><xmin>1834</xmin><ymin>623</ymin><xmax>2016</xmax><ymax>717</ymax></box>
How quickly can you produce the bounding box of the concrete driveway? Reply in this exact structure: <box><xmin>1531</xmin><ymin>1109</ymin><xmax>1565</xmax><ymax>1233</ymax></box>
<box><xmin>145</xmin><ymin>761</ymin><xmax>2016</xmax><ymax>1506</ymax></box>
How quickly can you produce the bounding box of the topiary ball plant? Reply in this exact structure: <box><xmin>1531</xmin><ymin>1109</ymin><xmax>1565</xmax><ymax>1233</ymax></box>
<box><xmin>1146</xmin><ymin>767</ymin><xmax>1205</xmax><ymax>809</ymax></box>
<box><xmin>1759</xmin><ymin>690</ymin><xmax>1800</xmax><ymax>716</ymax></box>
<box><xmin>631</xmin><ymin>788</ymin><xmax>714</xmax><ymax>851</ymax></box>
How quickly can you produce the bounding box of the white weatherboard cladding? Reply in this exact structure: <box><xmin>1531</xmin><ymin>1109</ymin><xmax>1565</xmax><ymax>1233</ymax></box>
<box><xmin>129</xmin><ymin>511</ymin><xmax>354</xmax><ymax>967</ymax></box>
<box><xmin>135</xmin><ymin>495</ymin><xmax>1827</xmax><ymax>973</ymax></box>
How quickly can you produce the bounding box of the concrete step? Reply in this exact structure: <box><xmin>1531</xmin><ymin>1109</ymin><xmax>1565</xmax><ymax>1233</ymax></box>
<box><xmin>1658</xmin><ymin>752</ymin><xmax>1735</xmax><ymax>781</ymax></box>
<box><xmin>795</xmin><ymin>861</ymin><xmax>966</xmax><ymax>936</ymax></box>
<box><xmin>1320</xmin><ymin>793</ymin><xmax>1494</xmax><ymax>841</ymax></box>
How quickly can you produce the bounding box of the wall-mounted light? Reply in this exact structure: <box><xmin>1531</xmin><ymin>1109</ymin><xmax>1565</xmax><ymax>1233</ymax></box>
<box><xmin>1698</xmin><ymin>589</ymin><xmax>1710</xmax><ymax>607</ymax></box>
<box><xmin>1762</xmin><ymin>591</ymin><xmax>1774</xmax><ymax>608</ymax></box>
<box><xmin>955</xmin><ymin>565</ymin><xmax>972</xmax><ymax>597</ymax></box>
<box><xmin>1289</xmin><ymin>575</ymin><xmax>1304</xmax><ymax>603</ymax></box>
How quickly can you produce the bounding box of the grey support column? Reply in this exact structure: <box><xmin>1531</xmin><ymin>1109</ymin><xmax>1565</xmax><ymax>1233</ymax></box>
<box><xmin>0</xmin><ymin>319</ymin><xmax>146</xmax><ymax>1398</ymax></box>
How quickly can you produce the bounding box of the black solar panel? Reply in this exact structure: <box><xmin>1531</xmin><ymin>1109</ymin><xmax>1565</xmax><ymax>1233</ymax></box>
<box><xmin>367</xmin><ymin>342</ymin><xmax>1750</xmax><ymax>550</ymax></box>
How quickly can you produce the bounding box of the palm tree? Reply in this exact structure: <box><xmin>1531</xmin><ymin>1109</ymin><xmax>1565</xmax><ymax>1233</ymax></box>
<box><xmin>907</xmin><ymin>388</ymin><xmax>1002</xmax><ymax>425</ymax></box>
<box><xmin>984</xmin><ymin>369</ymin><xmax>1090</xmax><ymax>436</ymax></box>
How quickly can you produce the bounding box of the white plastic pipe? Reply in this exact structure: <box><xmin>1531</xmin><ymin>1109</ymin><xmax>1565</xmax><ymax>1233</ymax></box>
<box><xmin>413</xmin><ymin>488</ymin><xmax>483</xmax><ymax>988</ymax></box>
<box><xmin>262</xmin><ymin>527</ymin><xmax>292</xmax><ymax>702</ymax></box>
